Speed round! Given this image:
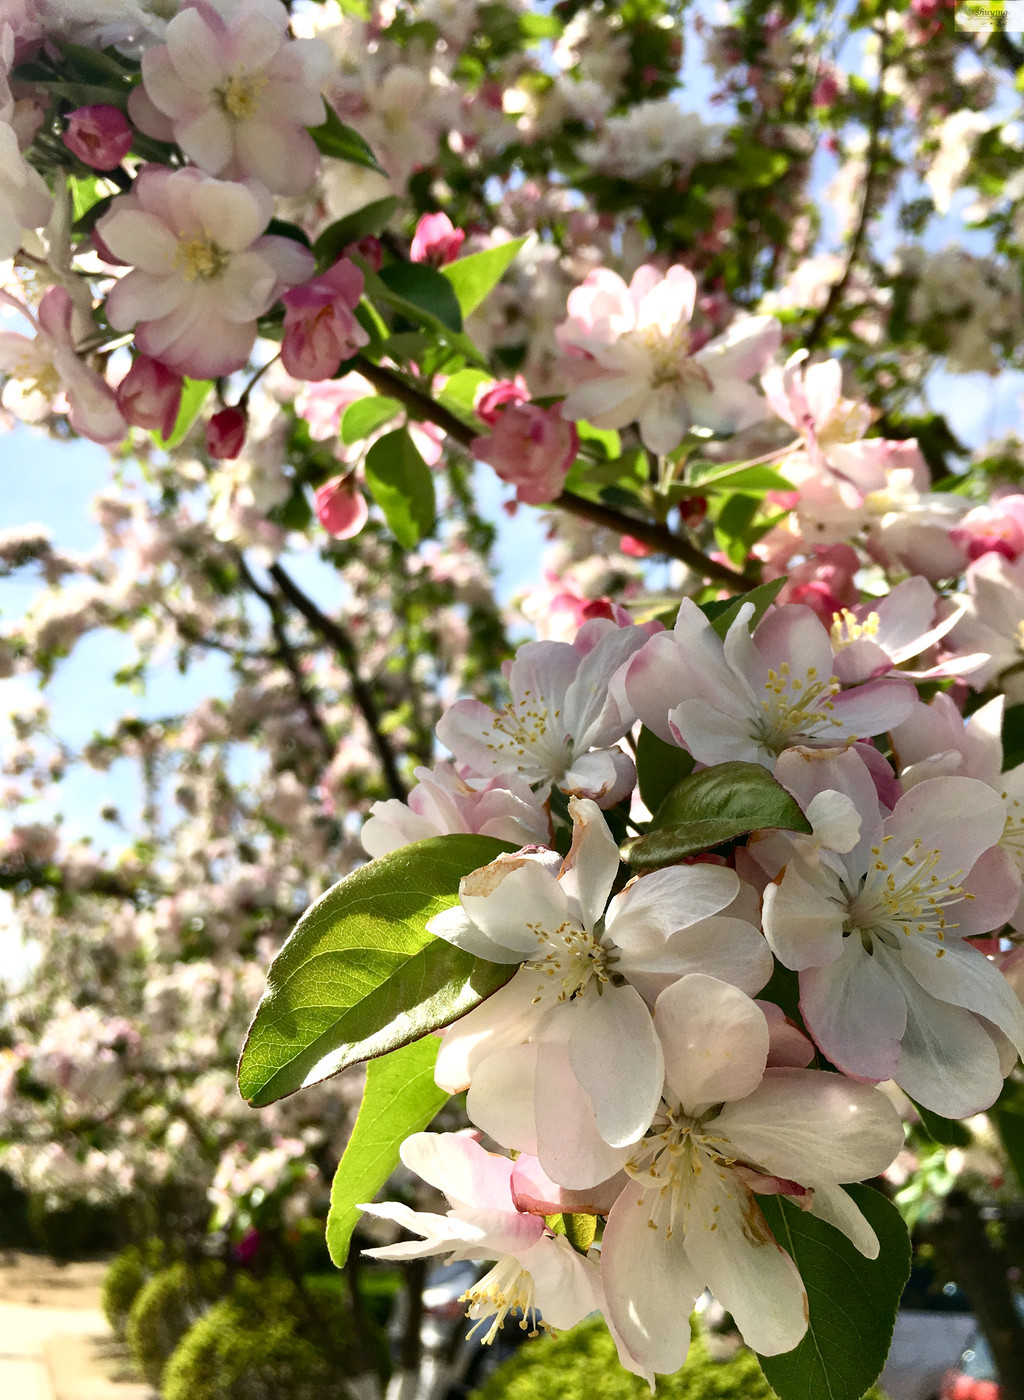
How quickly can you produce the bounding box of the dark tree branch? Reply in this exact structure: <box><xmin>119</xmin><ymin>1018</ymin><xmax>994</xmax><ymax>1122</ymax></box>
<box><xmin>804</xmin><ymin>27</ymin><xmax>888</xmax><ymax>353</ymax></box>
<box><xmin>354</xmin><ymin>358</ymin><xmax>758</xmax><ymax>589</ymax></box>
<box><xmin>265</xmin><ymin>560</ymin><xmax>407</xmax><ymax>802</ymax></box>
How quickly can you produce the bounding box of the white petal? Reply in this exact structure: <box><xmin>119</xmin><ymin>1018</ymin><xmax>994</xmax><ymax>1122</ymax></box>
<box><xmin>516</xmin><ymin>1236</ymin><xmax>603</xmax><ymax>1331</ymax></box>
<box><xmin>399</xmin><ymin>1132</ymin><xmax>515</xmax><ymax>1212</ymax></box>
<box><xmin>534</xmin><ymin>1040</ymin><xmax>631</xmax><ymax>1188</ymax></box>
<box><xmin>560</xmin><ymin>797</ymin><xmax>619</xmax><ymax>930</ymax></box>
<box><xmin>799</xmin><ymin>935</ymin><xmax>907</xmax><ymax>1081</ymax></box>
<box><xmin>567</xmin><ymin>984</ymin><xmax>662</xmax><ymax>1147</ymax></box>
<box><xmin>459</xmin><ymin>853</ymin><xmax>571</xmax><ymax>957</ymax></box>
<box><xmin>761</xmin><ymin>862</ymin><xmax>845</xmax><ymax>971</ymax></box>
<box><xmin>807</xmin><ymin>1183</ymin><xmax>880</xmax><ymax>1259</ymax></box>
<box><xmin>606</xmin><ymin>864</ymin><xmax>739</xmax><ymax>945</ymax></box>
<box><xmin>655</xmin><ymin>974</ymin><xmax>769</xmax><ymax>1112</ymax></box>
<box><xmin>433</xmin><ymin>975</ymin><xmax>548</xmax><ymax>1092</ymax></box>
<box><xmin>425</xmin><ymin>904</ymin><xmax>525</xmax><ymax>963</ymax></box>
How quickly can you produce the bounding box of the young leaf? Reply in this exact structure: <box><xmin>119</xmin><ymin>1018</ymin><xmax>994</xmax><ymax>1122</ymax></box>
<box><xmin>441</xmin><ymin>236</ymin><xmax>528</xmax><ymax>318</ymax></box>
<box><xmin>152</xmin><ymin>378</ymin><xmax>212</xmax><ymax>451</ymax></box>
<box><xmin>378</xmin><ymin>262</ymin><xmax>465</xmax><ymax>334</ymax></box>
<box><xmin>310</xmin><ymin>103</ymin><xmax>385</xmax><ymax>172</ymax></box>
<box><xmin>702</xmin><ymin>576</ymin><xmax>786</xmax><ymax>640</ymax></box>
<box><xmin>621</xmin><ymin>760</ymin><xmax>811</xmax><ymax>868</ymax></box>
<box><xmin>326</xmin><ymin>1037</ymin><xmax>449</xmax><ymax>1268</ymax></box>
<box><xmin>341</xmin><ymin>395</ymin><xmax>402</xmax><ymax>445</ymax></box>
<box><xmin>436</xmin><ymin>367</ymin><xmax>492</xmax><ymax>420</ymax></box>
<box><xmin>363</xmin><ymin>427</ymin><xmax>436</xmax><ymax>548</ymax></box>
<box><xmin>313</xmin><ymin>196</ymin><xmax>400</xmax><ymax>267</ymax></box>
<box><xmin>635</xmin><ymin>726</ymin><xmax>695</xmax><ymax>815</ymax></box>
<box><xmin>756</xmin><ymin>1185</ymin><xmax>912</xmax><ymax>1400</ymax></box>
<box><xmin>237</xmin><ymin>834</ymin><xmax>516</xmax><ymax>1107</ymax></box>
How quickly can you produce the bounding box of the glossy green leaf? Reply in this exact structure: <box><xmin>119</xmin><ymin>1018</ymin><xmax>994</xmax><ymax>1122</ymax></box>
<box><xmin>621</xmin><ymin>760</ymin><xmax>811</xmax><ymax>867</ymax></box>
<box><xmin>441</xmin><ymin>237</ymin><xmax>528</xmax><ymax>318</ymax></box>
<box><xmin>326</xmin><ymin>1037</ymin><xmax>449</xmax><ymax>1268</ymax></box>
<box><xmin>379</xmin><ymin>262</ymin><xmax>465</xmax><ymax>333</ymax></box>
<box><xmin>757</xmin><ymin>1185</ymin><xmax>912</xmax><ymax>1400</ymax></box>
<box><xmin>635</xmin><ymin>726</ymin><xmax>695</xmax><ymax>815</ymax></box>
<box><xmin>313</xmin><ymin>197</ymin><xmax>400</xmax><ymax>267</ymax></box>
<box><xmin>693</xmin><ymin>460</ymin><xmax>795</xmax><ymax>493</ymax></box>
<box><xmin>702</xmin><ymin>577</ymin><xmax>786</xmax><ymax>640</ymax></box>
<box><xmin>363</xmin><ymin>428</ymin><xmax>436</xmax><ymax>548</ymax></box>
<box><xmin>309</xmin><ymin>103</ymin><xmax>385</xmax><ymax>172</ymax></box>
<box><xmin>152</xmin><ymin>378</ymin><xmax>212</xmax><ymax>451</ymax></box>
<box><xmin>436</xmin><ymin>367</ymin><xmax>492</xmax><ymax>420</ymax></box>
<box><xmin>237</xmin><ymin>834</ymin><xmax>516</xmax><ymax>1107</ymax></box>
<box><xmin>543</xmin><ymin>1212</ymin><xmax>598</xmax><ymax>1256</ymax></box>
<box><xmin>341</xmin><ymin>395</ymin><xmax>402</xmax><ymax>445</ymax></box>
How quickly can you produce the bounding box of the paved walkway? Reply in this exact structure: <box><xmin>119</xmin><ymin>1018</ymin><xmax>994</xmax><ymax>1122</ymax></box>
<box><xmin>0</xmin><ymin>1255</ymin><xmax>150</xmax><ymax>1400</ymax></box>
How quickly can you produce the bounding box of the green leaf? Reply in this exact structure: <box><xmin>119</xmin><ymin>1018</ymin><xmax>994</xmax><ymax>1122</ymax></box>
<box><xmin>991</xmin><ymin>1078</ymin><xmax>1024</xmax><ymax>1191</ymax></box>
<box><xmin>692</xmin><ymin>460</ymin><xmax>795</xmax><ymax>493</ymax></box>
<box><xmin>152</xmin><ymin>378</ymin><xmax>212</xmax><ymax>451</ymax></box>
<box><xmin>341</xmin><ymin>395</ymin><xmax>402</xmax><ymax>444</ymax></box>
<box><xmin>266</xmin><ymin>218</ymin><xmax>312</xmax><ymax>248</ymax></box>
<box><xmin>379</xmin><ymin>262</ymin><xmax>464</xmax><ymax>333</ymax></box>
<box><xmin>363</xmin><ymin>428</ymin><xmax>436</xmax><ymax>548</ymax></box>
<box><xmin>702</xmin><ymin>577</ymin><xmax>786</xmax><ymax>640</ymax></box>
<box><xmin>635</xmin><ymin>726</ymin><xmax>695</xmax><ymax>815</ymax></box>
<box><xmin>575</xmin><ymin>421</ymin><xmax>622</xmax><ymax>459</ymax></box>
<box><xmin>543</xmin><ymin>1213</ymin><xmax>597</xmax><ymax>1255</ymax></box>
<box><xmin>436</xmin><ymin>367</ymin><xmax>492</xmax><ymax>420</ymax></box>
<box><xmin>714</xmin><ymin>492</ymin><xmax>761</xmax><ymax>566</ymax></box>
<box><xmin>441</xmin><ymin>237</ymin><xmax>528</xmax><ymax>318</ymax></box>
<box><xmin>237</xmin><ymin>834</ymin><xmax>517</xmax><ymax>1107</ymax></box>
<box><xmin>310</xmin><ymin>104</ymin><xmax>384</xmax><ymax>172</ymax></box>
<box><xmin>313</xmin><ymin>197</ymin><xmax>400</xmax><ymax>267</ymax></box>
<box><xmin>756</xmin><ymin>1185</ymin><xmax>912</xmax><ymax>1400</ymax></box>
<box><xmin>326</xmin><ymin>1037</ymin><xmax>449</xmax><ymax>1268</ymax></box>
<box><xmin>621</xmin><ymin>760</ymin><xmax>811</xmax><ymax>868</ymax></box>
<box><xmin>912</xmin><ymin>1099</ymin><xmax>972</xmax><ymax>1147</ymax></box>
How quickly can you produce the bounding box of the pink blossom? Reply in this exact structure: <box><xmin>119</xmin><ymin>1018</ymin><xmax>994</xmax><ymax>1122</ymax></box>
<box><xmin>0</xmin><ymin>286</ymin><xmax>126</xmax><ymax>445</ymax></box>
<box><xmin>475</xmin><ymin>375</ymin><xmax>528</xmax><ymax>426</ymax></box>
<box><xmin>281</xmin><ymin>258</ymin><xmax>369</xmax><ymax>381</ymax></box>
<box><xmin>556</xmin><ymin>264</ymin><xmax>780</xmax><ymax>453</ymax></box>
<box><xmin>61</xmin><ymin>105</ymin><xmax>132</xmax><ymax>170</ymax></box>
<box><xmin>129</xmin><ymin>0</ymin><xmax>330</xmax><ymax>196</ymax></box>
<box><xmin>950</xmin><ymin>495</ymin><xmax>1024</xmax><ymax>563</ymax></box>
<box><xmin>116</xmin><ymin>354</ymin><xmax>182</xmax><ymax>439</ymax></box>
<box><xmin>471</xmin><ymin>402</ymin><xmax>577</xmax><ymax>505</ymax></box>
<box><xmin>97</xmin><ymin>166</ymin><xmax>313</xmax><ymax>379</ymax></box>
<box><xmin>410</xmin><ymin>211</ymin><xmax>465</xmax><ymax>266</ymax></box>
<box><xmin>206</xmin><ymin>406</ymin><xmax>246</xmax><ymax>459</ymax></box>
<box><xmin>773</xmin><ymin>544</ymin><xmax>860</xmax><ymax>622</ymax></box>
<box><xmin>313</xmin><ymin>475</ymin><xmax>368</xmax><ymax>540</ymax></box>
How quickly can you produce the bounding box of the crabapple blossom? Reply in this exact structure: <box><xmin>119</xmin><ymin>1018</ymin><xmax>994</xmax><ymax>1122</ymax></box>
<box><xmin>949</xmin><ymin>551</ymin><xmax>1024</xmax><ymax>702</ymax></box>
<box><xmin>755</xmin><ymin>747</ymin><xmax>1024</xmax><ymax>1115</ymax></box>
<box><xmin>360</xmin><ymin>760</ymin><xmax>550</xmax><ymax>858</ymax></box>
<box><xmin>0</xmin><ymin>286</ymin><xmax>126</xmax><ymax>444</ymax></box>
<box><xmin>828</xmin><ymin>576</ymin><xmax>975</xmax><ymax>683</ymax></box>
<box><xmin>130</xmin><ymin>0</ymin><xmax>331</xmax><ymax>196</ymax></box>
<box><xmin>471</xmin><ymin>401</ymin><xmax>578</xmax><ymax>505</ymax></box>
<box><xmin>280</xmin><ymin>258</ymin><xmax>368</xmax><ymax>381</ymax></box>
<box><xmin>97</xmin><ymin>166</ymin><xmax>314</xmax><ymax>378</ymax></box>
<box><xmin>602</xmin><ymin>974</ymin><xmax>904</xmax><ymax>1374</ymax></box>
<box><xmin>410</xmin><ymin>211</ymin><xmax>465</xmax><ymax>266</ymax></box>
<box><xmin>359</xmin><ymin>1131</ymin><xmax>603</xmax><ymax>1343</ymax></box>
<box><xmin>115</xmin><ymin>354</ymin><xmax>182</xmax><ymax>439</ymax></box>
<box><xmin>313</xmin><ymin>475</ymin><xmax>368</xmax><ymax>540</ymax></box>
<box><xmin>556</xmin><ymin>264</ymin><xmax>780</xmax><ymax>453</ymax></box>
<box><xmin>61</xmin><ymin>104</ymin><xmax>132</xmax><ymax>170</ymax></box>
<box><xmin>626</xmin><ymin>598</ymin><xmax>916</xmax><ymax>770</ymax></box>
<box><xmin>436</xmin><ymin>614</ymin><xmax>654</xmax><ymax>805</ymax></box>
<box><xmin>428</xmin><ymin>798</ymin><xmax>772</xmax><ymax>1187</ymax></box>
<box><xmin>950</xmin><ymin>494</ymin><xmax>1024</xmax><ymax>563</ymax></box>
<box><xmin>206</xmin><ymin>406</ymin><xmax>247</xmax><ymax>459</ymax></box>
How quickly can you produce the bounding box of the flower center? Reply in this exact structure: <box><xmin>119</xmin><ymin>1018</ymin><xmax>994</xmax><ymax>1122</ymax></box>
<box><xmin>830</xmin><ymin>609</ymin><xmax>881</xmax><ymax>650</ymax></box>
<box><xmin>486</xmin><ymin>688</ymin><xmax>567</xmax><ymax>775</ymax></box>
<box><xmin>460</xmin><ymin>1256</ymin><xmax>544</xmax><ymax>1343</ymax></box>
<box><xmin>815</xmin><ymin>398</ymin><xmax>873</xmax><ymax>449</ymax></box>
<box><xmin>523</xmin><ymin>921</ymin><xmax>615</xmax><ymax>1004</ymax></box>
<box><xmin>174</xmin><ymin>235</ymin><xmax>228</xmax><ymax>282</ymax></box>
<box><xmin>846</xmin><ymin>834</ymin><xmax>971</xmax><ymax>954</ymax></box>
<box><xmin>625</xmin><ymin>1103</ymin><xmax>748</xmax><ymax>1242</ymax></box>
<box><xmin>1000</xmin><ymin>792</ymin><xmax>1024</xmax><ymax>872</ymax></box>
<box><xmin>216</xmin><ymin>72</ymin><xmax>267</xmax><ymax>121</ymax></box>
<box><xmin>627</xmin><ymin>324</ymin><xmax>714</xmax><ymax>393</ymax></box>
<box><xmin>755</xmin><ymin>661</ymin><xmax>844</xmax><ymax>753</ymax></box>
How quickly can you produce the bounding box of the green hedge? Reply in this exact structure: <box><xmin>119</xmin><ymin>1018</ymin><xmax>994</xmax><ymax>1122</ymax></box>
<box><xmin>125</xmin><ymin>1259</ymin><xmax>226</xmax><ymax>1389</ymax></box>
<box><xmin>162</xmin><ymin>1271</ymin><xmax>388</xmax><ymax>1400</ymax></box>
<box><xmin>471</xmin><ymin>1317</ymin><xmax>891</xmax><ymax>1400</ymax></box>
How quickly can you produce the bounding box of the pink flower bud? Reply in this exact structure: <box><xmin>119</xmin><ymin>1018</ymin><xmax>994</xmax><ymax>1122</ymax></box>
<box><xmin>410</xmin><ymin>212</ymin><xmax>465</xmax><ymax>267</ymax></box>
<box><xmin>314</xmin><ymin>475</ymin><xmax>368</xmax><ymax>539</ymax></box>
<box><xmin>471</xmin><ymin>403</ymin><xmax>578</xmax><ymax>506</ymax></box>
<box><xmin>62</xmin><ymin>105</ymin><xmax>133</xmax><ymax>171</ymax></box>
<box><xmin>345</xmin><ymin>236</ymin><xmax>383</xmax><ymax>271</ymax></box>
<box><xmin>475</xmin><ymin>376</ymin><xmax>529</xmax><ymax>426</ymax></box>
<box><xmin>620</xmin><ymin>535</ymin><xmax>652</xmax><ymax>558</ymax></box>
<box><xmin>116</xmin><ymin>355</ymin><xmax>182</xmax><ymax>439</ymax></box>
<box><xmin>281</xmin><ymin>258</ymin><xmax>369</xmax><ymax>381</ymax></box>
<box><xmin>206</xmin><ymin>407</ymin><xmax>247</xmax><ymax>460</ymax></box>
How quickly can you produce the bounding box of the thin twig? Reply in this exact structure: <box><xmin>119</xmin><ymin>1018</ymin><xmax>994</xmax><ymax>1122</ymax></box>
<box><xmin>804</xmin><ymin>26</ymin><xmax>888</xmax><ymax>352</ymax></box>
<box><xmin>267</xmin><ymin>560</ymin><xmax>408</xmax><ymax>801</ymax></box>
<box><xmin>354</xmin><ymin>358</ymin><xmax>757</xmax><ymax>588</ymax></box>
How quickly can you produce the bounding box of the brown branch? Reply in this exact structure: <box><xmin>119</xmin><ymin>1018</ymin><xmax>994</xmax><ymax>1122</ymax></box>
<box><xmin>266</xmin><ymin>561</ymin><xmax>408</xmax><ymax>802</ymax></box>
<box><xmin>804</xmin><ymin>28</ymin><xmax>888</xmax><ymax>353</ymax></box>
<box><xmin>353</xmin><ymin>357</ymin><xmax>757</xmax><ymax>589</ymax></box>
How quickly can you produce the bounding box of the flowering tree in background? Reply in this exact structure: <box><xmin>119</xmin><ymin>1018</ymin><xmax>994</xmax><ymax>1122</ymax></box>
<box><xmin>6</xmin><ymin>1</ymin><xmax>1024</xmax><ymax>1398</ymax></box>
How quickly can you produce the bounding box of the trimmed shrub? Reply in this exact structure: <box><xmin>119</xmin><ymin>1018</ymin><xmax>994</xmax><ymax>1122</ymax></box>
<box><xmin>102</xmin><ymin>1246</ymin><xmax>145</xmax><ymax>1341</ymax></box>
<box><xmin>471</xmin><ymin>1317</ymin><xmax>891</xmax><ymax>1400</ymax></box>
<box><xmin>162</xmin><ymin>1271</ymin><xmax>385</xmax><ymax>1400</ymax></box>
<box><xmin>125</xmin><ymin>1259</ymin><xmax>225</xmax><ymax>1389</ymax></box>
